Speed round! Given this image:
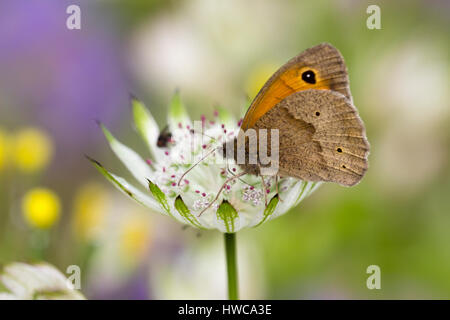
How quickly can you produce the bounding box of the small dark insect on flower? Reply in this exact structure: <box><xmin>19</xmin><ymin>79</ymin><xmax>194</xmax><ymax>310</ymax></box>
<box><xmin>157</xmin><ymin>126</ymin><xmax>172</xmax><ymax>148</ymax></box>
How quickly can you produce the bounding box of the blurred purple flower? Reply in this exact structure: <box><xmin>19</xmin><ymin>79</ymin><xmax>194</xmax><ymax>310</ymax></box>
<box><xmin>0</xmin><ymin>0</ymin><xmax>130</xmax><ymax>166</ymax></box>
<box><xmin>90</xmin><ymin>265</ymin><xmax>152</xmax><ymax>300</ymax></box>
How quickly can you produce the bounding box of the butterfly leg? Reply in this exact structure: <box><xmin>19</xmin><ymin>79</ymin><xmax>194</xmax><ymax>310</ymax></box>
<box><xmin>198</xmin><ymin>171</ymin><xmax>246</xmax><ymax>217</ymax></box>
<box><xmin>275</xmin><ymin>175</ymin><xmax>283</xmax><ymax>202</ymax></box>
<box><xmin>177</xmin><ymin>147</ymin><xmax>217</xmax><ymax>186</ymax></box>
<box><xmin>260</xmin><ymin>176</ymin><xmax>268</xmax><ymax>206</ymax></box>
<box><xmin>227</xmin><ymin>166</ymin><xmax>252</xmax><ymax>186</ymax></box>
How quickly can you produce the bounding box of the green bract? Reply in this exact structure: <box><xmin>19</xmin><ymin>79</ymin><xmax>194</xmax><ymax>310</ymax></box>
<box><xmin>90</xmin><ymin>93</ymin><xmax>320</xmax><ymax>233</ymax></box>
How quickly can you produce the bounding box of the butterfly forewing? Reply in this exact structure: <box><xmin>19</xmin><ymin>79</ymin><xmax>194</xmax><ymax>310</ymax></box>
<box><xmin>241</xmin><ymin>43</ymin><xmax>351</xmax><ymax>130</ymax></box>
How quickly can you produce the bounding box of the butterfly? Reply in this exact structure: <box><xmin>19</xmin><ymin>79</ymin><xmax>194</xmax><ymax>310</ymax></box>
<box><xmin>180</xmin><ymin>43</ymin><xmax>369</xmax><ymax>215</ymax></box>
<box><xmin>225</xmin><ymin>43</ymin><xmax>369</xmax><ymax>187</ymax></box>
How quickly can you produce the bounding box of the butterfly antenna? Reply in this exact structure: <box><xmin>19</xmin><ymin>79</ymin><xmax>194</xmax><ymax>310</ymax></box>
<box><xmin>222</xmin><ymin>146</ymin><xmax>252</xmax><ymax>187</ymax></box>
<box><xmin>226</xmin><ymin>165</ymin><xmax>252</xmax><ymax>187</ymax></box>
<box><xmin>189</xmin><ymin>128</ymin><xmax>217</xmax><ymax>142</ymax></box>
<box><xmin>177</xmin><ymin>147</ymin><xmax>218</xmax><ymax>186</ymax></box>
<box><xmin>198</xmin><ymin>171</ymin><xmax>247</xmax><ymax>217</ymax></box>
<box><xmin>275</xmin><ymin>175</ymin><xmax>283</xmax><ymax>202</ymax></box>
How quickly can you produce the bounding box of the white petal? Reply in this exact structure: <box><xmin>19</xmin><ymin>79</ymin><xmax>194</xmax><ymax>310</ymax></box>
<box><xmin>0</xmin><ymin>262</ymin><xmax>85</xmax><ymax>300</ymax></box>
<box><xmin>270</xmin><ymin>180</ymin><xmax>320</xmax><ymax>220</ymax></box>
<box><xmin>101</xmin><ymin>124</ymin><xmax>153</xmax><ymax>187</ymax></box>
<box><xmin>293</xmin><ymin>181</ymin><xmax>322</xmax><ymax>207</ymax></box>
<box><xmin>108</xmin><ymin>173</ymin><xmax>166</xmax><ymax>215</ymax></box>
<box><xmin>167</xmin><ymin>91</ymin><xmax>192</xmax><ymax>136</ymax></box>
<box><xmin>215</xmin><ymin>106</ymin><xmax>237</xmax><ymax>129</ymax></box>
<box><xmin>132</xmin><ymin>97</ymin><xmax>166</xmax><ymax>163</ymax></box>
<box><xmin>0</xmin><ymin>293</ymin><xmax>17</xmax><ymax>300</ymax></box>
<box><xmin>88</xmin><ymin>157</ymin><xmax>165</xmax><ymax>215</ymax></box>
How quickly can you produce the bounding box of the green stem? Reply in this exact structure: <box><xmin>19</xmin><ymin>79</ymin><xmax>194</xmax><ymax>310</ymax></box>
<box><xmin>224</xmin><ymin>232</ymin><xmax>239</xmax><ymax>300</ymax></box>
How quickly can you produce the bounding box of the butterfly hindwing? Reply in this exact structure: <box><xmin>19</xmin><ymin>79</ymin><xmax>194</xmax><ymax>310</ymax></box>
<box><xmin>253</xmin><ymin>89</ymin><xmax>369</xmax><ymax>186</ymax></box>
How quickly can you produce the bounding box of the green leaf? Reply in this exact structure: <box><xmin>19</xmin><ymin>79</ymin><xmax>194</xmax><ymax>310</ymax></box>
<box><xmin>174</xmin><ymin>196</ymin><xmax>205</xmax><ymax>229</ymax></box>
<box><xmin>147</xmin><ymin>179</ymin><xmax>173</xmax><ymax>217</ymax></box>
<box><xmin>100</xmin><ymin>123</ymin><xmax>152</xmax><ymax>187</ymax></box>
<box><xmin>216</xmin><ymin>200</ymin><xmax>239</xmax><ymax>233</ymax></box>
<box><xmin>254</xmin><ymin>194</ymin><xmax>279</xmax><ymax>227</ymax></box>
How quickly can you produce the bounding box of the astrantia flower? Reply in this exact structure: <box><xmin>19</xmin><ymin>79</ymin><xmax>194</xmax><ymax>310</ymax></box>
<box><xmin>0</xmin><ymin>262</ymin><xmax>85</xmax><ymax>300</ymax></box>
<box><xmin>90</xmin><ymin>93</ymin><xmax>320</xmax><ymax>233</ymax></box>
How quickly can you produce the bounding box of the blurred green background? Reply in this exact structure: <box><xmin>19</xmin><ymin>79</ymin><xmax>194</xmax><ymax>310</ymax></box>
<box><xmin>0</xmin><ymin>0</ymin><xmax>449</xmax><ymax>299</ymax></box>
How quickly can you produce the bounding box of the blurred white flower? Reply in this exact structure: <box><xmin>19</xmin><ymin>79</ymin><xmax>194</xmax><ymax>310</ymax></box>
<box><xmin>130</xmin><ymin>0</ymin><xmax>294</xmax><ymax>107</ymax></box>
<box><xmin>0</xmin><ymin>262</ymin><xmax>85</xmax><ymax>300</ymax></box>
<box><xmin>90</xmin><ymin>94</ymin><xmax>320</xmax><ymax>233</ymax></box>
<box><xmin>84</xmin><ymin>201</ymin><xmax>155</xmax><ymax>299</ymax></box>
<box><xmin>369</xmin><ymin>40</ymin><xmax>449</xmax><ymax>193</ymax></box>
<box><xmin>131</xmin><ymin>14</ymin><xmax>233</xmax><ymax>105</ymax></box>
<box><xmin>372</xmin><ymin>40</ymin><xmax>449</xmax><ymax>129</ymax></box>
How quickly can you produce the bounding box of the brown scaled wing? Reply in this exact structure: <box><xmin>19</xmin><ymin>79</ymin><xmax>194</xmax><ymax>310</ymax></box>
<box><xmin>253</xmin><ymin>89</ymin><xmax>369</xmax><ymax>186</ymax></box>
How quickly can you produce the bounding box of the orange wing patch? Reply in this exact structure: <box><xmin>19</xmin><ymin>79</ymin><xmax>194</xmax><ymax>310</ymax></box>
<box><xmin>241</xmin><ymin>67</ymin><xmax>331</xmax><ymax>130</ymax></box>
<box><xmin>240</xmin><ymin>43</ymin><xmax>351</xmax><ymax>131</ymax></box>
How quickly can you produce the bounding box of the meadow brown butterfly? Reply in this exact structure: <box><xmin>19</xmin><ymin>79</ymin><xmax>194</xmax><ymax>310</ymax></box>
<box><xmin>226</xmin><ymin>43</ymin><xmax>369</xmax><ymax>187</ymax></box>
<box><xmin>183</xmin><ymin>43</ymin><xmax>369</xmax><ymax>215</ymax></box>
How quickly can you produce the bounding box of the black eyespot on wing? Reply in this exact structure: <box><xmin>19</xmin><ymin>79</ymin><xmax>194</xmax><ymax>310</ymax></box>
<box><xmin>315</xmin><ymin>111</ymin><xmax>320</xmax><ymax>116</ymax></box>
<box><xmin>302</xmin><ymin>70</ymin><xmax>316</xmax><ymax>84</ymax></box>
<box><xmin>336</xmin><ymin>148</ymin><xmax>343</xmax><ymax>153</ymax></box>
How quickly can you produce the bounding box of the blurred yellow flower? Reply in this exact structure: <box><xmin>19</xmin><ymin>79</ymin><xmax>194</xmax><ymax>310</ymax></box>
<box><xmin>120</xmin><ymin>215</ymin><xmax>152</xmax><ymax>264</ymax></box>
<box><xmin>13</xmin><ymin>128</ymin><xmax>53</xmax><ymax>173</ymax></box>
<box><xmin>245</xmin><ymin>63</ymin><xmax>278</xmax><ymax>100</ymax></box>
<box><xmin>22</xmin><ymin>188</ymin><xmax>61</xmax><ymax>229</ymax></box>
<box><xmin>0</xmin><ymin>128</ymin><xmax>10</xmax><ymax>172</ymax></box>
<box><xmin>72</xmin><ymin>182</ymin><xmax>108</xmax><ymax>242</ymax></box>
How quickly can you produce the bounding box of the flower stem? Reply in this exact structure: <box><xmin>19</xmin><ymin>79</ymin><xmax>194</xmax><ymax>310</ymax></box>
<box><xmin>224</xmin><ymin>232</ymin><xmax>239</xmax><ymax>300</ymax></box>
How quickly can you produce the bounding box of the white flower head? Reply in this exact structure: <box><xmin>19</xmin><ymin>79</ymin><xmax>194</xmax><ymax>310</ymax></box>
<box><xmin>0</xmin><ymin>262</ymin><xmax>85</xmax><ymax>300</ymax></box>
<box><xmin>90</xmin><ymin>93</ymin><xmax>320</xmax><ymax>233</ymax></box>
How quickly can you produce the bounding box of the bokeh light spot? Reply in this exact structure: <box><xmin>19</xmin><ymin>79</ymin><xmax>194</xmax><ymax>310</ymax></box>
<box><xmin>22</xmin><ymin>188</ymin><xmax>61</xmax><ymax>229</ymax></box>
<box><xmin>13</xmin><ymin>128</ymin><xmax>53</xmax><ymax>173</ymax></box>
<box><xmin>0</xmin><ymin>128</ymin><xmax>10</xmax><ymax>171</ymax></box>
